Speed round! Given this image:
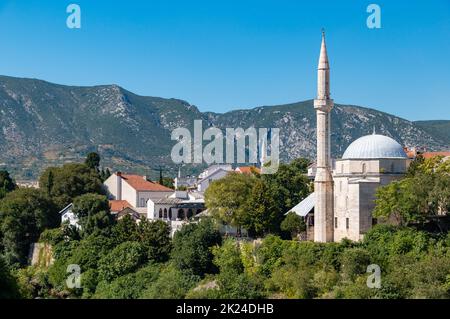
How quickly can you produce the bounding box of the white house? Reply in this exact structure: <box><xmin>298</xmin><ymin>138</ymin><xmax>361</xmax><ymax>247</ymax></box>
<box><xmin>59</xmin><ymin>203</ymin><xmax>80</xmax><ymax>229</ymax></box>
<box><xmin>197</xmin><ymin>165</ymin><xmax>233</xmax><ymax>192</ymax></box>
<box><xmin>147</xmin><ymin>190</ymin><xmax>206</xmax><ymax>237</ymax></box>
<box><xmin>147</xmin><ymin>190</ymin><xmax>205</xmax><ymax>221</ymax></box>
<box><xmin>103</xmin><ymin>172</ymin><xmax>173</xmax><ymax>215</ymax></box>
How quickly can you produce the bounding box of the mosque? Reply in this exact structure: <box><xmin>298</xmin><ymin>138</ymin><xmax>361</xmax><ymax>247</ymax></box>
<box><xmin>290</xmin><ymin>32</ymin><xmax>411</xmax><ymax>242</ymax></box>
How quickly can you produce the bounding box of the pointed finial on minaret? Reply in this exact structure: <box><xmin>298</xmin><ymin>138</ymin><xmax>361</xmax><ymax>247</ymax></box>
<box><xmin>318</xmin><ymin>29</ymin><xmax>329</xmax><ymax>70</ymax></box>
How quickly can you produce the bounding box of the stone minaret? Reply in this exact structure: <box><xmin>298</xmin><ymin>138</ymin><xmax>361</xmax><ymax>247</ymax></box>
<box><xmin>313</xmin><ymin>30</ymin><xmax>334</xmax><ymax>242</ymax></box>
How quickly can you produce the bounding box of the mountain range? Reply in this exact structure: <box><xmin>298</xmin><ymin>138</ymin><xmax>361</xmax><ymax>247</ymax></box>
<box><xmin>0</xmin><ymin>75</ymin><xmax>448</xmax><ymax>180</ymax></box>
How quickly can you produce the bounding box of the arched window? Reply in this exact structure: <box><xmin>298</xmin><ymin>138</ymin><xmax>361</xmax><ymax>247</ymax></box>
<box><xmin>169</xmin><ymin>208</ymin><xmax>173</xmax><ymax>220</ymax></box>
<box><xmin>187</xmin><ymin>209</ymin><xmax>193</xmax><ymax>219</ymax></box>
<box><xmin>178</xmin><ymin>209</ymin><xmax>184</xmax><ymax>220</ymax></box>
<box><xmin>163</xmin><ymin>208</ymin><xmax>168</xmax><ymax>219</ymax></box>
<box><xmin>159</xmin><ymin>208</ymin><xmax>163</xmax><ymax>219</ymax></box>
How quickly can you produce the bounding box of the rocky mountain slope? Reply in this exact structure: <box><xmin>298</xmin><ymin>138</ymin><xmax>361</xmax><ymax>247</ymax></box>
<box><xmin>414</xmin><ymin>120</ymin><xmax>450</xmax><ymax>146</ymax></box>
<box><xmin>0</xmin><ymin>75</ymin><xmax>448</xmax><ymax>179</ymax></box>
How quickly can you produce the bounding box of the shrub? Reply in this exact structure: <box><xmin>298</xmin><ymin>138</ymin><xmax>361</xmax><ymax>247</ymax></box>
<box><xmin>98</xmin><ymin>241</ymin><xmax>145</xmax><ymax>282</ymax></box>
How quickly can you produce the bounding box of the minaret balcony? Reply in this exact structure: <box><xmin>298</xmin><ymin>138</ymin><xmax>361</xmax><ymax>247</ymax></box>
<box><xmin>314</xmin><ymin>98</ymin><xmax>334</xmax><ymax>112</ymax></box>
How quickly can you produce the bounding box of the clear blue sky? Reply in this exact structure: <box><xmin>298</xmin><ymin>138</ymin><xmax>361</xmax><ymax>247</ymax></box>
<box><xmin>0</xmin><ymin>0</ymin><xmax>449</xmax><ymax>120</ymax></box>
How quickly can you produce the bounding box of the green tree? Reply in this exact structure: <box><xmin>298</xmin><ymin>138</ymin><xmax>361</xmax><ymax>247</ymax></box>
<box><xmin>205</xmin><ymin>159</ymin><xmax>311</xmax><ymax>237</ymax></box>
<box><xmin>142</xmin><ymin>263</ymin><xmax>200</xmax><ymax>299</ymax></box>
<box><xmin>0</xmin><ymin>255</ymin><xmax>20</xmax><ymax>298</ymax></box>
<box><xmin>111</xmin><ymin>215</ymin><xmax>139</xmax><ymax>243</ymax></box>
<box><xmin>137</xmin><ymin>219</ymin><xmax>172</xmax><ymax>262</ymax></box>
<box><xmin>0</xmin><ymin>188</ymin><xmax>57</xmax><ymax>266</ymax></box>
<box><xmin>244</xmin><ymin>178</ymin><xmax>282</xmax><ymax>236</ymax></box>
<box><xmin>205</xmin><ymin>172</ymin><xmax>256</xmax><ymax>228</ymax></box>
<box><xmin>39</xmin><ymin>163</ymin><xmax>104</xmax><ymax>209</ymax></box>
<box><xmin>94</xmin><ymin>263</ymin><xmax>161</xmax><ymax>299</ymax></box>
<box><xmin>72</xmin><ymin>193</ymin><xmax>114</xmax><ymax>238</ymax></box>
<box><xmin>161</xmin><ymin>177</ymin><xmax>174</xmax><ymax>189</ymax></box>
<box><xmin>171</xmin><ymin>218</ymin><xmax>222</xmax><ymax>276</ymax></box>
<box><xmin>374</xmin><ymin>157</ymin><xmax>450</xmax><ymax>226</ymax></box>
<box><xmin>261</xmin><ymin>158</ymin><xmax>311</xmax><ymax>214</ymax></box>
<box><xmin>281</xmin><ymin>212</ymin><xmax>306</xmax><ymax>239</ymax></box>
<box><xmin>97</xmin><ymin>241</ymin><xmax>145</xmax><ymax>282</ymax></box>
<box><xmin>85</xmin><ymin>152</ymin><xmax>101</xmax><ymax>170</ymax></box>
<box><xmin>0</xmin><ymin>170</ymin><xmax>16</xmax><ymax>200</ymax></box>
<box><xmin>339</xmin><ymin>248</ymin><xmax>371</xmax><ymax>281</ymax></box>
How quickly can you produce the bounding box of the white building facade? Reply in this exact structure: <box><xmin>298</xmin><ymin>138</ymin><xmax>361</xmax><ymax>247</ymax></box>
<box><xmin>103</xmin><ymin>172</ymin><xmax>173</xmax><ymax>215</ymax></box>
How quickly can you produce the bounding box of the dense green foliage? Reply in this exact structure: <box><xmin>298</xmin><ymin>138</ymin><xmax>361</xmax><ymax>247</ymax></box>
<box><xmin>1</xmin><ymin>156</ymin><xmax>449</xmax><ymax>299</ymax></box>
<box><xmin>72</xmin><ymin>193</ymin><xmax>113</xmax><ymax>238</ymax></box>
<box><xmin>0</xmin><ymin>188</ymin><xmax>58</xmax><ymax>266</ymax></box>
<box><xmin>171</xmin><ymin>218</ymin><xmax>222</xmax><ymax>276</ymax></box>
<box><xmin>281</xmin><ymin>212</ymin><xmax>306</xmax><ymax>239</ymax></box>
<box><xmin>205</xmin><ymin>159</ymin><xmax>311</xmax><ymax>237</ymax></box>
<box><xmin>374</xmin><ymin>157</ymin><xmax>450</xmax><ymax>227</ymax></box>
<box><xmin>39</xmin><ymin>163</ymin><xmax>104</xmax><ymax>208</ymax></box>
<box><xmin>0</xmin><ymin>170</ymin><xmax>16</xmax><ymax>200</ymax></box>
<box><xmin>0</xmin><ymin>255</ymin><xmax>20</xmax><ymax>298</ymax></box>
<box><xmin>85</xmin><ymin>152</ymin><xmax>101</xmax><ymax>170</ymax></box>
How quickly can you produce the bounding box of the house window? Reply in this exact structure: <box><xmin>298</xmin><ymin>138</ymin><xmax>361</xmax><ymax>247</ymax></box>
<box><xmin>140</xmin><ymin>198</ymin><xmax>145</xmax><ymax>207</ymax></box>
<box><xmin>159</xmin><ymin>209</ymin><xmax>163</xmax><ymax>219</ymax></box>
<box><xmin>346</xmin><ymin>218</ymin><xmax>349</xmax><ymax>229</ymax></box>
<box><xmin>334</xmin><ymin>217</ymin><xmax>338</xmax><ymax>229</ymax></box>
<box><xmin>163</xmin><ymin>208</ymin><xmax>168</xmax><ymax>219</ymax></box>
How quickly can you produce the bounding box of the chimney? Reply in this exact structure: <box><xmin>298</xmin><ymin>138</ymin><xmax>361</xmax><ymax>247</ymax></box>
<box><xmin>116</xmin><ymin>172</ymin><xmax>122</xmax><ymax>200</ymax></box>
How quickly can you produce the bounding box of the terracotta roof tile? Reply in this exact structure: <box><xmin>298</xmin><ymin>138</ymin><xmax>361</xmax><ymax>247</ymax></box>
<box><xmin>421</xmin><ymin>152</ymin><xmax>450</xmax><ymax>159</ymax></box>
<box><xmin>109</xmin><ymin>200</ymin><xmax>132</xmax><ymax>212</ymax></box>
<box><xmin>121</xmin><ymin>174</ymin><xmax>173</xmax><ymax>192</ymax></box>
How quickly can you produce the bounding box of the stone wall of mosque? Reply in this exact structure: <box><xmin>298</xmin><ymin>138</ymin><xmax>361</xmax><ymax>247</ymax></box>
<box><xmin>332</xmin><ymin>157</ymin><xmax>410</xmax><ymax>242</ymax></box>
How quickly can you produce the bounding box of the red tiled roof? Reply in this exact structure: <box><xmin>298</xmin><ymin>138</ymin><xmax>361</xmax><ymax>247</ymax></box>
<box><xmin>235</xmin><ymin>166</ymin><xmax>261</xmax><ymax>174</ymax></box>
<box><xmin>109</xmin><ymin>200</ymin><xmax>132</xmax><ymax>212</ymax></box>
<box><xmin>421</xmin><ymin>152</ymin><xmax>450</xmax><ymax>159</ymax></box>
<box><xmin>120</xmin><ymin>174</ymin><xmax>173</xmax><ymax>192</ymax></box>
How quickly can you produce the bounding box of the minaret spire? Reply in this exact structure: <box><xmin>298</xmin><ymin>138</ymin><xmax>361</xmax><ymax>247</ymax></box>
<box><xmin>313</xmin><ymin>30</ymin><xmax>335</xmax><ymax>243</ymax></box>
<box><xmin>317</xmin><ymin>29</ymin><xmax>330</xmax><ymax>99</ymax></box>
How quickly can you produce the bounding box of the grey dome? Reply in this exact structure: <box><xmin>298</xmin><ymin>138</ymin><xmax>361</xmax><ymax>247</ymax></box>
<box><xmin>342</xmin><ymin>134</ymin><xmax>407</xmax><ymax>159</ymax></box>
